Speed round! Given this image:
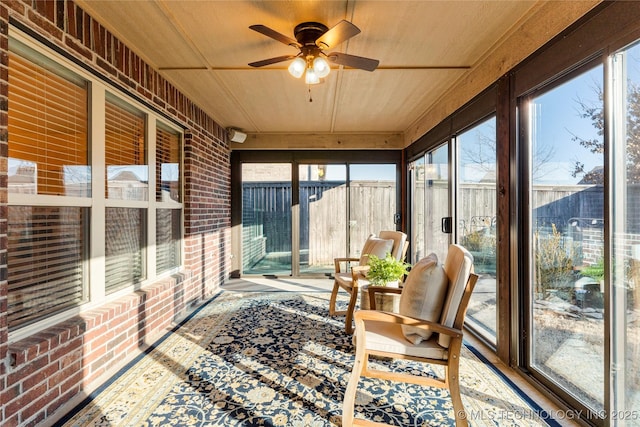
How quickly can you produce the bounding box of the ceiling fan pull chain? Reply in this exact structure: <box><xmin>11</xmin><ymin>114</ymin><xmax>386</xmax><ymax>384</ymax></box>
<box><xmin>308</xmin><ymin>85</ymin><xmax>313</xmax><ymax>102</ymax></box>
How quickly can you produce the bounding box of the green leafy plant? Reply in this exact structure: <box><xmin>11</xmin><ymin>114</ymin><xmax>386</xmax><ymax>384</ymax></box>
<box><xmin>581</xmin><ymin>258</ymin><xmax>605</xmax><ymax>282</ymax></box>
<box><xmin>366</xmin><ymin>252</ymin><xmax>410</xmax><ymax>286</ymax></box>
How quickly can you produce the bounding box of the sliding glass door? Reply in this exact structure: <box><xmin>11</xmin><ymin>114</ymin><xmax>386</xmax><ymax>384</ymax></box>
<box><xmin>298</xmin><ymin>164</ymin><xmax>347</xmax><ymax>275</ymax></box>
<box><xmin>410</xmin><ymin>125</ymin><xmax>498</xmax><ymax>345</ymax></box>
<box><xmin>241</xmin><ymin>160</ymin><xmax>399</xmax><ymax>277</ymax></box>
<box><xmin>611</xmin><ymin>40</ymin><xmax>640</xmax><ymax>423</ymax></box>
<box><xmin>457</xmin><ymin>118</ymin><xmax>498</xmax><ymax>343</ymax></box>
<box><xmin>410</xmin><ymin>143</ymin><xmax>450</xmax><ymax>264</ymax></box>
<box><xmin>523</xmin><ymin>64</ymin><xmax>605</xmax><ymax>415</ymax></box>
<box><xmin>241</xmin><ymin>163</ymin><xmax>292</xmax><ymax>276</ymax></box>
<box><xmin>410</xmin><ymin>156</ymin><xmax>426</xmax><ymax>263</ymax></box>
<box><xmin>348</xmin><ymin>164</ymin><xmax>397</xmax><ymax>258</ymax></box>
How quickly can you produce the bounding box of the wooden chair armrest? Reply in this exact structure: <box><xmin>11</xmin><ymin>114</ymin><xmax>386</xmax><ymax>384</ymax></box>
<box><xmin>366</xmin><ymin>286</ymin><xmax>402</xmax><ymax>309</ymax></box>
<box><xmin>354</xmin><ymin>310</ymin><xmax>463</xmax><ymax>339</ymax></box>
<box><xmin>347</xmin><ymin>265</ymin><xmax>370</xmax><ymax>288</ymax></box>
<box><xmin>334</xmin><ymin>257</ymin><xmax>360</xmax><ymax>273</ymax></box>
<box><xmin>351</xmin><ymin>264</ymin><xmax>370</xmax><ymax>275</ymax></box>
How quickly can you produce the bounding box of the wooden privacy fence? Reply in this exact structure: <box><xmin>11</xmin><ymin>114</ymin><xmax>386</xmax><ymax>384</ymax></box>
<box><xmin>242</xmin><ymin>181</ymin><xmax>397</xmax><ymax>269</ymax></box>
<box><xmin>242</xmin><ymin>180</ymin><xmax>638</xmax><ymax>270</ymax></box>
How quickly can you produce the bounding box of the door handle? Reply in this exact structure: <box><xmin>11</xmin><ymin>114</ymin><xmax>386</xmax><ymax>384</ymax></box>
<box><xmin>441</xmin><ymin>217</ymin><xmax>452</xmax><ymax>234</ymax></box>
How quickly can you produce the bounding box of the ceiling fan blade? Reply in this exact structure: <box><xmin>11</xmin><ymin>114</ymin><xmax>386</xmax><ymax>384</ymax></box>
<box><xmin>249</xmin><ymin>25</ymin><xmax>300</xmax><ymax>48</ymax></box>
<box><xmin>315</xmin><ymin>20</ymin><xmax>361</xmax><ymax>49</ymax></box>
<box><xmin>248</xmin><ymin>55</ymin><xmax>298</xmax><ymax>68</ymax></box>
<box><xmin>327</xmin><ymin>52</ymin><xmax>379</xmax><ymax>72</ymax></box>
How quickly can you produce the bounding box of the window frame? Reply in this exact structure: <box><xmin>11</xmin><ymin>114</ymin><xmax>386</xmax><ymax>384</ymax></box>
<box><xmin>7</xmin><ymin>29</ymin><xmax>185</xmax><ymax>342</ymax></box>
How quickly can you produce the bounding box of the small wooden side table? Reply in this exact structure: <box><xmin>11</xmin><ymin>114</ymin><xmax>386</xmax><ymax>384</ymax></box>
<box><xmin>360</xmin><ymin>284</ymin><xmax>401</xmax><ymax>312</ymax></box>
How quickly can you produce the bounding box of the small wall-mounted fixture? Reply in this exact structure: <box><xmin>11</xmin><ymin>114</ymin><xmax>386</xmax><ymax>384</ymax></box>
<box><xmin>227</xmin><ymin>128</ymin><xmax>247</xmax><ymax>143</ymax></box>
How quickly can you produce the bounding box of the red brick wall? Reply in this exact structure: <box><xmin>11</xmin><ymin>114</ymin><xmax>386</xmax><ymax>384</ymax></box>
<box><xmin>0</xmin><ymin>1</ymin><xmax>230</xmax><ymax>426</ymax></box>
<box><xmin>1</xmin><ymin>0</ymin><xmax>9</xmax><ymax>425</ymax></box>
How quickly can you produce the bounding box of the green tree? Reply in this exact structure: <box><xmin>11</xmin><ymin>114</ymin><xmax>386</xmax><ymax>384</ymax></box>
<box><xmin>571</xmin><ymin>81</ymin><xmax>640</xmax><ymax>183</ymax></box>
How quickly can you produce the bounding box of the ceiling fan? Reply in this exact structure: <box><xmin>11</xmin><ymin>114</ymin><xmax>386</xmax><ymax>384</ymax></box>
<box><xmin>248</xmin><ymin>20</ymin><xmax>379</xmax><ymax>84</ymax></box>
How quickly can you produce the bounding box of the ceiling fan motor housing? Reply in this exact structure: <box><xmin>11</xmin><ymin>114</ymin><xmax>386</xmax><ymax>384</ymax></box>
<box><xmin>294</xmin><ymin>22</ymin><xmax>329</xmax><ymax>54</ymax></box>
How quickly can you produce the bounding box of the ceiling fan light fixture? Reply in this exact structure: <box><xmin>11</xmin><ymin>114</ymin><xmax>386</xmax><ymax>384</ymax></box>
<box><xmin>305</xmin><ymin>67</ymin><xmax>320</xmax><ymax>85</ymax></box>
<box><xmin>250</xmin><ymin>20</ymin><xmax>379</xmax><ymax>90</ymax></box>
<box><xmin>288</xmin><ymin>57</ymin><xmax>306</xmax><ymax>78</ymax></box>
<box><xmin>313</xmin><ymin>56</ymin><xmax>330</xmax><ymax>78</ymax></box>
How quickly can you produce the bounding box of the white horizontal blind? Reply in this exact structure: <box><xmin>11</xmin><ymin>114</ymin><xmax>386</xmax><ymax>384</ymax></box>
<box><xmin>156</xmin><ymin>209</ymin><xmax>180</xmax><ymax>273</ymax></box>
<box><xmin>105</xmin><ymin>96</ymin><xmax>147</xmax><ymax>201</ymax></box>
<box><xmin>8</xmin><ymin>48</ymin><xmax>89</xmax><ymax>196</ymax></box>
<box><xmin>105</xmin><ymin>207</ymin><xmax>145</xmax><ymax>293</ymax></box>
<box><xmin>156</xmin><ymin>124</ymin><xmax>182</xmax><ymax>273</ymax></box>
<box><xmin>7</xmin><ymin>207</ymin><xmax>87</xmax><ymax>329</ymax></box>
<box><xmin>156</xmin><ymin>124</ymin><xmax>181</xmax><ymax>203</ymax></box>
<box><xmin>7</xmin><ymin>35</ymin><xmax>184</xmax><ymax>331</ymax></box>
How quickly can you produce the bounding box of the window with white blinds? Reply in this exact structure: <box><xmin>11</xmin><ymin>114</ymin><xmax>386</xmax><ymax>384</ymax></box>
<box><xmin>156</xmin><ymin>123</ymin><xmax>181</xmax><ymax>203</ymax></box>
<box><xmin>105</xmin><ymin>95</ymin><xmax>148</xmax><ymax>293</ymax></box>
<box><xmin>105</xmin><ymin>207</ymin><xmax>146</xmax><ymax>293</ymax></box>
<box><xmin>7</xmin><ymin>206</ymin><xmax>88</xmax><ymax>330</ymax></box>
<box><xmin>105</xmin><ymin>94</ymin><xmax>148</xmax><ymax>201</ymax></box>
<box><xmin>8</xmin><ymin>39</ymin><xmax>89</xmax><ymax>196</ymax></box>
<box><xmin>156</xmin><ymin>209</ymin><xmax>181</xmax><ymax>274</ymax></box>
<box><xmin>7</xmin><ymin>33</ymin><xmax>184</xmax><ymax>334</ymax></box>
<box><xmin>156</xmin><ymin>123</ymin><xmax>182</xmax><ymax>274</ymax></box>
<box><xmin>7</xmin><ymin>38</ymin><xmax>90</xmax><ymax>331</ymax></box>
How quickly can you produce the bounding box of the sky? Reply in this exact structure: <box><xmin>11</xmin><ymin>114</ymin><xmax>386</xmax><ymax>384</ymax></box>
<box><xmin>530</xmin><ymin>65</ymin><xmax>604</xmax><ymax>185</ymax></box>
<box><xmin>534</xmin><ymin>42</ymin><xmax>640</xmax><ymax>185</ymax></box>
<box><xmin>458</xmin><ymin>43</ymin><xmax>640</xmax><ymax>186</ymax></box>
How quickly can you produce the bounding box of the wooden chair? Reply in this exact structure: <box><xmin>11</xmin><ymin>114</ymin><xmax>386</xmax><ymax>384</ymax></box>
<box><xmin>329</xmin><ymin>231</ymin><xmax>408</xmax><ymax>334</ymax></box>
<box><xmin>342</xmin><ymin>244</ymin><xmax>478</xmax><ymax>427</ymax></box>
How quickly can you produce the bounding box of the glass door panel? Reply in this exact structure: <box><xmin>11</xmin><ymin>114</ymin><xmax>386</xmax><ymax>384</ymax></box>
<box><xmin>241</xmin><ymin>163</ymin><xmax>292</xmax><ymax>276</ymax></box>
<box><xmin>410</xmin><ymin>157</ymin><xmax>426</xmax><ymax>264</ymax></box>
<box><xmin>458</xmin><ymin>118</ymin><xmax>498</xmax><ymax>342</ymax></box>
<box><xmin>425</xmin><ymin>145</ymin><xmax>450</xmax><ymax>262</ymax></box>
<box><xmin>299</xmin><ymin>164</ymin><xmax>347</xmax><ymax>274</ymax></box>
<box><xmin>348</xmin><ymin>164</ymin><xmax>397</xmax><ymax>258</ymax></box>
<box><xmin>611</xmin><ymin>41</ymin><xmax>640</xmax><ymax>422</ymax></box>
<box><xmin>527</xmin><ymin>65</ymin><xmax>604</xmax><ymax>412</ymax></box>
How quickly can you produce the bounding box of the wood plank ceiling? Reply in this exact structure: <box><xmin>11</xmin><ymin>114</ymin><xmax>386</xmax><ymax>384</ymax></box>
<box><xmin>74</xmin><ymin>1</ymin><xmax>601</xmax><ymax>148</ymax></box>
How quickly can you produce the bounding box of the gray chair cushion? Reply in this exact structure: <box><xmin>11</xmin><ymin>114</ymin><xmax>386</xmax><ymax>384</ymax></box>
<box><xmin>398</xmin><ymin>253</ymin><xmax>448</xmax><ymax>344</ymax></box>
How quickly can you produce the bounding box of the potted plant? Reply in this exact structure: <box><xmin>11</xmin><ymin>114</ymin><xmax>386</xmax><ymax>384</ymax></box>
<box><xmin>366</xmin><ymin>252</ymin><xmax>410</xmax><ymax>287</ymax></box>
<box><xmin>360</xmin><ymin>252</ymin><xmax>410</xmax><ymax>312</ymax></box>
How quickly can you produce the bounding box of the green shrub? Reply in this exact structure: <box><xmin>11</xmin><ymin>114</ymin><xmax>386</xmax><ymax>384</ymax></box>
<box><xmin>534</xmin><ymin>224</ymin><xmax>576</xmax><ymax>295</ymax></box>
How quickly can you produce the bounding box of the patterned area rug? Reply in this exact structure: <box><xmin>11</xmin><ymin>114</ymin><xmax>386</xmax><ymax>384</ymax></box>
<box><xmin>56</xmin><ymin>292</ymin><xmax>552</xmax><ymax>426</ymax></box>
